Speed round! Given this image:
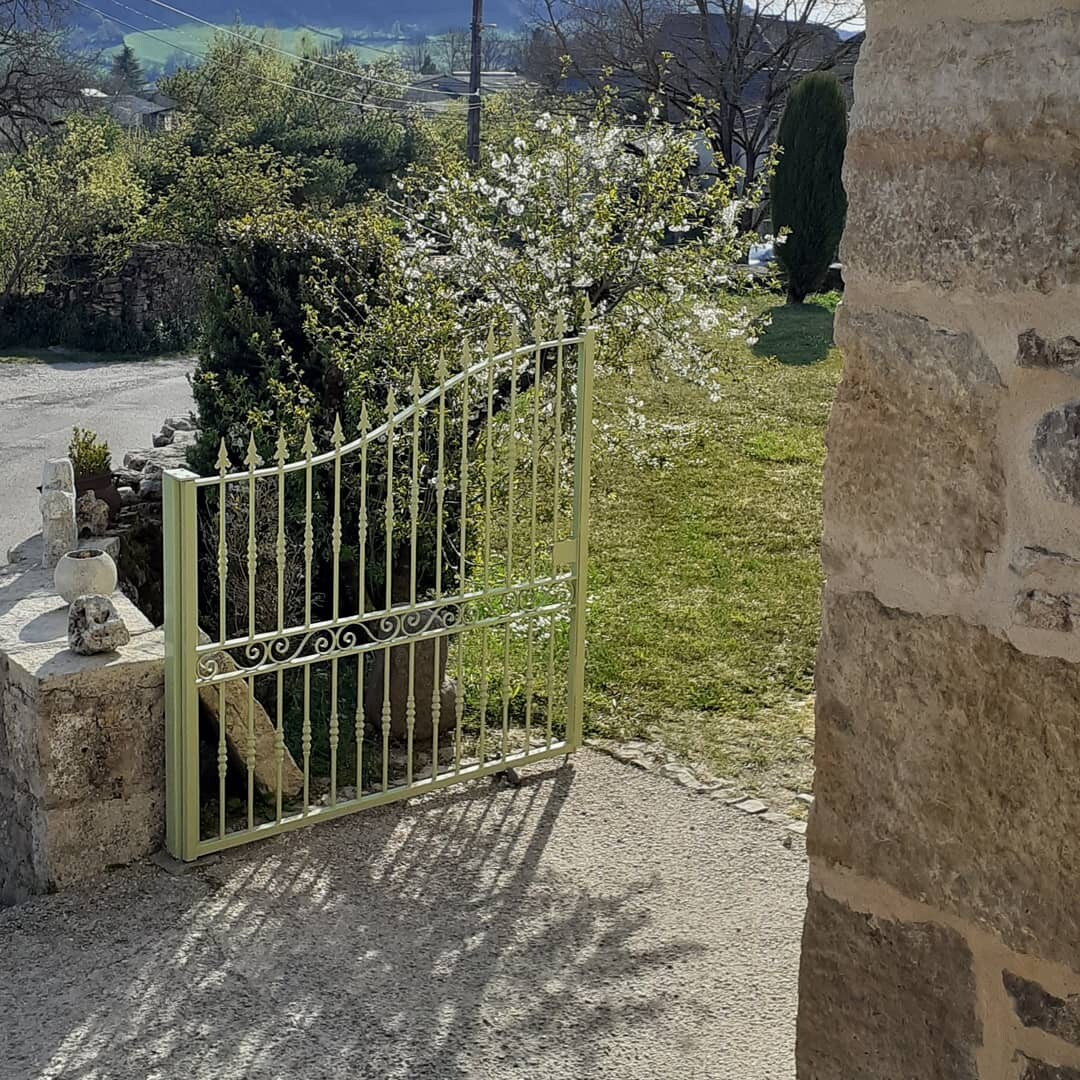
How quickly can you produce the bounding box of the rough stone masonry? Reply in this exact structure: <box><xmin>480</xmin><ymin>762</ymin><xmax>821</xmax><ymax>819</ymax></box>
<box><xmin>797</xmin><ymin>3</ymin><xmax>1080</xmax><ymax>1079</ymax></box>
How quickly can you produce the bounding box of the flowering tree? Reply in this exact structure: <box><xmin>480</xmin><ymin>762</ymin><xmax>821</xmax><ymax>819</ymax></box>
<box><xmin>192</xmin><ymin>94</ymin><xmax>766</xmax><ymax>608</ymax></box>
<box><xmin>382</xmin><ymin>93</ymin><xmax>764</xmax><ymax>391</ymax></box>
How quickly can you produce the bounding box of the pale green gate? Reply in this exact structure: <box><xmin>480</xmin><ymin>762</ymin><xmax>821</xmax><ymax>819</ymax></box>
<box><xmin>163</xmin><ymin>322</ymin><xmax>594</xmax><ymax>860</ymax></box>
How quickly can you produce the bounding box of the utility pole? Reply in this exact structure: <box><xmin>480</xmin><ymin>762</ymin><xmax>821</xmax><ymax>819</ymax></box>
<box><xmin>466</xmin><ymin>0</ymin><xmax>483</xmax><ymax>164</ymax></box>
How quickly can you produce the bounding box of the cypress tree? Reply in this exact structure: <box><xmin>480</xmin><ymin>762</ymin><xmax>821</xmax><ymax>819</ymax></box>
<box><xmin>109</xmin><ymin>45</ymin><xmax>146</xmax><ymax>94</ymax></box>
<box><xmin>770</xmin><ymin>72</ymin><xmax>848</xmax><ymax>304</ymax></box>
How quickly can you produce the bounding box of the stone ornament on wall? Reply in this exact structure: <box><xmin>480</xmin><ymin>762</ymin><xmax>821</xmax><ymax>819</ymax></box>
<box><xmin>39</xmin><ymin>458</ymin><xmax>77</xmax><ymax>570</ymax></box>
<box><xmin>68</xmin><ymin>594</ymin><xmax>130</xmax><ymax>655</ymax></box>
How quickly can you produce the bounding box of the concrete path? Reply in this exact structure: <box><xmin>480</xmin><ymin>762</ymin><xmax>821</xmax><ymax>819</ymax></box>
<box><xmin>0</xmin><ymin>356</ymin><xmax>195</xmax><ymax>563</ymax></box>
<box><xmin>0</xmin><ymin>752</ymin><xmax>807</xmax><ymax>1080</ymax></box>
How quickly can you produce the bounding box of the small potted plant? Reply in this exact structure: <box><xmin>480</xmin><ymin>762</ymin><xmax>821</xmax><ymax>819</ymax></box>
<box><xmin>69</xmin><ymin>427</ymin><xmax>120</xmax><ymax>515</ymax></box>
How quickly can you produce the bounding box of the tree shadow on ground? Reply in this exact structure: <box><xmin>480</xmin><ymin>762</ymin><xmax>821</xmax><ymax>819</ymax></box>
<box><xmin>752</xmin><ymin>302</ymin><xmax>835</xmax><ymax>366</ymax></box>
<box><xmin>0</xmin><ymin>759</ymin><xmax>740</xmax><ymax>1080</ymax></box>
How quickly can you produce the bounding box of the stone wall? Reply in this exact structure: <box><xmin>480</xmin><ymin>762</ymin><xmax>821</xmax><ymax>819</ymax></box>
<box><xmin>36</xmin><ymin>242</ymin><xmax>206</xmax><ymax>351</ymax></box>
<box><xmin>798</xmin><ymin>4</ymin><xmax>1080</xmax><ymax>1079</ymax></box>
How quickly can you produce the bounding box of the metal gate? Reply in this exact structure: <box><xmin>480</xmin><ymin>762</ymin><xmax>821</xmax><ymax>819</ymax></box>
<box><xmin>162</xmin><ymin>320</ymin><xmax>594</xmax><ymax>860</ymax></box>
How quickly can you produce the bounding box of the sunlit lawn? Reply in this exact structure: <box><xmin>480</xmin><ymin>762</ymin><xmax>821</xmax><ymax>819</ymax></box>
<box><xmin>582</xmin><ymin>295</ymin><xmax>842</xmax><ymax>799</ymax></box>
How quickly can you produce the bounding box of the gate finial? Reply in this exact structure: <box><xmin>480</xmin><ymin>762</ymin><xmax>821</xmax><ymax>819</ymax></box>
<box><xmin>244</xmin><ymin>433</ymin><xmax>260</xmax><ymax>470</ymax></box>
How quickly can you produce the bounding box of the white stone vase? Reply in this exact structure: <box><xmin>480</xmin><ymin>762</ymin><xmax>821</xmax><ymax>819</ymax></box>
<box><xmin>54</xmin><ymin>549</ymin><xmax>118</xmax><ymax>604</ymax></box>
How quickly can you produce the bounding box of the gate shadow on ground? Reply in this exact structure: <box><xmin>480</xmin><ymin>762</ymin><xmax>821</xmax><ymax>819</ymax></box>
<box><xmin>0</xmin><ymin>761</ymin><xmax>709</xmax><ymax>1080</ymax></box>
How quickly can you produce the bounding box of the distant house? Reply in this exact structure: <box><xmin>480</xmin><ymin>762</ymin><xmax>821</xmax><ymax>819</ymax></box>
<box><xmin>402</xmin><ymin>71</ymin><xmax>530</xmax><ymax>113</ymax></box>
<box><xmin>82</xmin><ymin>90</ymin><xmax>178</xmax><ymax>133</ymax></box>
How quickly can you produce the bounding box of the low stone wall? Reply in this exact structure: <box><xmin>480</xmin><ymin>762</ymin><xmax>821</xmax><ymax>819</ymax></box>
<box><xmin>798</xmin><ymin>5</ymin><xmax>1080</xmax><ymax>1079</ymax></box>
<box><xmin>0</xmin><ymin>553</ymin><xmax>165</xmax><ymax>906</ymax></box>
<box><xmin>10</xmin><ymin>242</ymin><xmax>208</xmax><ymax>352</ymax></box>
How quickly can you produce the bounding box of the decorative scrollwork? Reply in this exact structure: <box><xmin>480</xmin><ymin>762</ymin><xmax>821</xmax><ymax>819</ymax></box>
<box><xmin>193</xmin><ymin>575</ymin><xmax>575</xmax><ymax>686</ymax></box>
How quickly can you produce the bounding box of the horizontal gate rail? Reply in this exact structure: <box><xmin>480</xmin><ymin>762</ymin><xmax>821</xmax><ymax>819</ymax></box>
<box><xmin>163</xmin><ymin>318</ymin><xmax>595</xmax><ymax>861</ymax></box>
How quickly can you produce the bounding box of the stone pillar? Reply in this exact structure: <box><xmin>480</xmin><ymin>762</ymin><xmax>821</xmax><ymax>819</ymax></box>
<box><xmin>39</xmin><ymin>458</ymin><xmax>77</xmax><ymax>570</ymax></box>
<box><xmin>0</xmin><ymin>561</ymin><xmax>165</xmax><ymax>906</ymax></box>
<box><xmin>798</xmin><ymin>4</ymin><xmax>1080</xmax><ymax>1079</ymax></box>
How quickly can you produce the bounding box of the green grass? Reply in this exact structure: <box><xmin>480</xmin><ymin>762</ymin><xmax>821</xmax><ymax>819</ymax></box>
<box><xmin>583</xmin><ymin>296</ymin><xmax>841</xmax><ymax>799</ymax></box>
<box><xmin>119</xmin><ymin>24</ymin><xmax>400</xmax><ymax>68</ymax></box>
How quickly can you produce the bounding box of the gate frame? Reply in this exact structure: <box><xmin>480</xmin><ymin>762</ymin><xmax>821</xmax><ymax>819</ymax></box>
<box><xmin>163</xmin><ymin>324</ymin><xmax>595</xmax><ymax>861</ymax></box>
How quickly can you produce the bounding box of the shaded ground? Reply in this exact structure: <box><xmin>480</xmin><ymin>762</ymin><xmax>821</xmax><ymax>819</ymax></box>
<box><xmin>0</xmin><ymin>354</ymin><xmax>195</xmax><ymax>563</ymax></box>
<box><xmin>0</xmin><ymin>752</ymin><xmax>807</xmax><ymax>1080</ymax></box>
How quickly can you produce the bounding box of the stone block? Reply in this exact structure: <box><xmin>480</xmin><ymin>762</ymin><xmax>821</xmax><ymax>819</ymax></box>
<box><xmin>1034</xmin><ymin>403</ymin><xmax>1080</xmax><ymax>505</ymax></box>
<box><xmin>1015</xmin><ymin>589</ymin><xmax>1077</xmax><ymax>632</ymax></box>
<box><xmin>825</xmin><ymin>307</ymin><xmax>1004</xmax><ymax>587</ymax></box>
<box><xmin>842</xmin><ymin>146</ymin><xmax>1080</xmax><ymax>294</ymax></box>
<box><xmin>813</xmin><ymin>590</ymin><xmax>1080</xmax><ymax>966</ymax></box>
<box><xmin>1004</xmin><ymin>971</ymin><xmax>1080</xmax><ymax>1047</ymax></box>
<box><xmin>797</xmin><ymin>890</ymin><xmax>979</xmax><ymax>1080</ymax></box>
<box><xmin>1017</xmin><ymin>1057</ymin><xmax>1080</xmax><ymax>1080</ymax></box>
<box><xmin>853</xmin><ymin>13</ymin><xmax>1080</xmax><ymax>138</ymax></box>
<box><xmin>1019</xmin><ymin>330</ymin><xmax>1080</xmax><ymax>374</ymax></box>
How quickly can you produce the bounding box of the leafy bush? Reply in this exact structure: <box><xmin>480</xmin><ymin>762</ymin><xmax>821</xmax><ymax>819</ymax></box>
<box><xmin>69</xmin><ymin>427</ymin><xmax>112</xmax><ymax>477</ymax></box>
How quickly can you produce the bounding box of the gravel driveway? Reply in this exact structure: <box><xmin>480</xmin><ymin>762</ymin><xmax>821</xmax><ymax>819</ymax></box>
<box><xmin>0</xmin><ymin>752</ymin><xmax>807</xmax><ymax>1080</ymax></box>
<box><xmin>0</xmin><ymin>355</ymin><xmax>195</xmax><ymax>563</ymax></box>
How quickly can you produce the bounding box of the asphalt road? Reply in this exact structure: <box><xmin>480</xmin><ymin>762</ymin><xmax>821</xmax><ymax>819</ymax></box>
<box><xmin>0</xmin><ymin>355</ymin><xmax>195</xmax><ymax>563</ymax></box>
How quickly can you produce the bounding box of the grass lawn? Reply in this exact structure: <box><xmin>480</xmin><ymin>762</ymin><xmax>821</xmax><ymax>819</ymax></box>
<box><xmin>582</xmin><ymin>295</ymin><xmax>842</xmax><ymax>802</ymax></box>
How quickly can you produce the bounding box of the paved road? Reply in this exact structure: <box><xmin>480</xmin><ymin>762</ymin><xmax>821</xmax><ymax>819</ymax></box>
<box><xmin>0</xmin><ymin>752</ymin><xmax>807</xmax><ymax>1080</ymax></box>
<box><xmin>0</xmin><ymin>356</ymin><xmax>195</xmax><ymax>563</ymax></box>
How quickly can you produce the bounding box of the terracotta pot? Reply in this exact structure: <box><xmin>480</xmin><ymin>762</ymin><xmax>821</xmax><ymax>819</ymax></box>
<box><xmin>54</xmin><ymin>548</ymin><xmax>118</xmax><ymax>604</ymax></box>
<box><xmin>75</xmin><ymin>471</ymin><xmax>122</xmax><ymax>517</ymax></box>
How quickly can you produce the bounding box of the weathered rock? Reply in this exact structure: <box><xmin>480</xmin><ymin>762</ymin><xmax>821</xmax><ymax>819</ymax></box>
<box><xmin>363</xmin><ymin>613</ymin><xmax>458</xmax><ymax>743</ymax></box>
<box><xmin>1018</xmin><ymin>329</ymin><xmax>1080</xmax><ymax>373</ymax></box>
<box><xmin>825</xmin><ymin>307</ymin><xmax>1004</xmax><ymax>587</ymax></box>
<box><xmin>1034</xmin><ymin>403</ymin><xmax>1080</xmax><ymax>505</ymax></box>
<box><xmin>1015</xmin><ymin>589</ymin><xmax>1077</xmax><ymax>632</ymax></box>
<box><xmin>813</xmin><ymin>589</ymin><xmax>1080</xmax><ymax>967</ymax></box>
<box><xmin>1017</xmin><ymin>1057</ymin><xmax>1080</xmax><ymax>1080</ymax></box>
<box><xmin>1004</xmin><ymin>971</ymin><xmax>1080</xmax><ymax>1046</ymax></box>
<box><xmin>67</xmin><ymin>595</ymin><xmax>130</xmax><ymax>655</ymax></box>
<box><xmin>40</xmin><ymin>459</ymin><xmax>77</xmax><ymax>570</ymax></box>
<box><xmin>196</xmin><ymin>634</ymin><xmax>304</xmax><ymax>801</ymax></box>
<box><xmin>797</xmin><ymin>890</ymin><xmax>979</xmax><ymax>1080</ymax></box>
<box><xmin>75</xmin><ymin>491</ymin><xmax>110</xmax><ymax>538</ymax></box>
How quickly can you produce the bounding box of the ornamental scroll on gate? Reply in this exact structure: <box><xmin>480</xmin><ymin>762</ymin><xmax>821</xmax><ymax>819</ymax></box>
<box><xmin>162</xmin><ymin>318</ymin><xmax>595</xmax><ymax>860</ymax></box>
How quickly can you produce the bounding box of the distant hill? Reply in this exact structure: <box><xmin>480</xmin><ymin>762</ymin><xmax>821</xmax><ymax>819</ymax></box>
<box><xmin>84</xmin><ymin>0</ymin><xmax>529</xmax><ymax>33</ymax></box>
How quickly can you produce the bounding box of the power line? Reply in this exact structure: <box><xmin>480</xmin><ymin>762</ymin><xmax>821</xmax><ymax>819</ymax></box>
<box><xmin>73</xmin><ymin>0</ymin><xmax>414</xmax><ymax>113</ymax></box>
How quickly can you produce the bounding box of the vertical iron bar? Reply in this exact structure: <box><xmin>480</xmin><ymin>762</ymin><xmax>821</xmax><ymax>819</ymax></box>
<box><xmin>524</xmin><ymin>321</ymin><xmax>543</xmax><ymax>751</ymax></box>
<box><xmin>356</xmin><ymin>403</ymin><xmax>370</xmax><ymax>795</ymax></box>
<box><xmin>406</xmin><ymin>370</ymin><xmax>421</xmax><ymax>787</ymax></box>
<box><xmin>547</xmin><ymin>318</ymin><xmax>565</xmax><ymax>748</ymax></box>
<box><xmin>566</xmin><ymin>316</ymin><xmax>595</xmax><ymax>750</ymax></box>
<box><xmin>275</xmin><ymin>430</ymin><xmax>286</xmax><ymax>821</ymax></box>
<box><xmin>302</xmin><ymin>424</ymin><xmax>314</xmax><ymax>812</ymax></box>
<box><xmin>479</xmin><ymin>333</ymin><xmax>495</xmax><ymax>763</ymax></box>
<box><xmin>330</xmin><ymin>416</ymin><xmax>344</xmax><ymax>805</ymax></box>
<box><xmin>455</xmin><ymin>343</ymin><xmax>470</xmax><ymax>772</ymax></box>
<box><xmin>383</xmin><ymin>388</ymin><xmax>396</xmax><ymax>791</ymax></box>
<box><xmin>432</xmin><ymin>352</ymin><xmax>447</xmax><ymax>778</ymax></box>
